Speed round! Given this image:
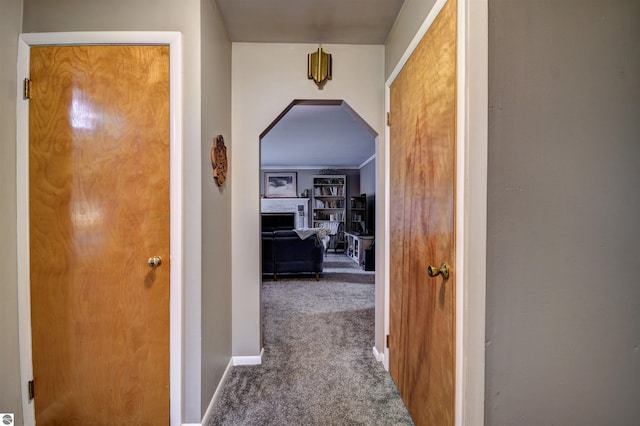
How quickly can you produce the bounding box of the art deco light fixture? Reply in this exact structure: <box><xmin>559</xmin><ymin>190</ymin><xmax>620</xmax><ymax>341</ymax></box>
<box><xmin>307</xmin><ymin>46</ymin><xmax>332</xmax><ymax>87</ymax></box>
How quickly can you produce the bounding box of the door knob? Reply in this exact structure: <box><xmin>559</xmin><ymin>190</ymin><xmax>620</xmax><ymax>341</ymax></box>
<box><xmin>427</xmin><ymin>263</ymin><xmax>449</xmax><ymax>280</ymax></box>
<box><xmin>147</xmin><ymin>256</ymin><xmax>162</xmax><ymax>267</ymax></box>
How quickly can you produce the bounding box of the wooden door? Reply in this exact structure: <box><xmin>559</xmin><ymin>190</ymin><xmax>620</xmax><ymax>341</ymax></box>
<box><xmin>389</xmin><ymin>0</ymin><xmax>457</xmax><ymax>424</ymax></box>
<box><xmin>29</xmin><ymin>45</ymin><xmax>170</xmax><ymax>425</ymax></box>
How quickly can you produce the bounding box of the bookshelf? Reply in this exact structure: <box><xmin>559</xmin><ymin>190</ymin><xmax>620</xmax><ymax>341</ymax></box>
<box><xmin>349</xmin><ymin>194</ymin><xmax>366</xmax><ymax>234</ymax></box>
<box><xmin>312</xmin><ymin>175</ymin><xmax>346</xmax><ymax>251</ymax></box>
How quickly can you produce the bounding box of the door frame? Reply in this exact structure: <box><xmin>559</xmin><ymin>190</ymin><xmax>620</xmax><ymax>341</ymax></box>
<box><xmin>16</xmin><ymin>32</ymin><xmax>184</xmax><ymax>426</ymax></box>
<box><xmin>383</xmin><ymin>0</ymin><xmax>488</xmax><ymax>424</ymax></box>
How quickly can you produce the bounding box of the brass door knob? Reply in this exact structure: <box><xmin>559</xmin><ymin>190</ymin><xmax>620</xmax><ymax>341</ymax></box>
<box><xmin>147</xmin><ymin>256</ymin><xmax>162</xmax><ymax>267</ymax></box>
<box><xmin>427</xmin><ymin>263</ymin><xmax>449</xmax><ymax>280</ymax></box>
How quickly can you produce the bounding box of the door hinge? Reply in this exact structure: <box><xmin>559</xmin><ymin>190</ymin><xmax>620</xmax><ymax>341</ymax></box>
<box><xmin>386</xmin><ymin>112</ymin><xmax>391</xmax><ymax>127</ymax></box>
<box><xmin>28</xmin><ymin>380</ymin><xmax>35</xmax><ymax>401</ymax></box>
<box><xmin>23</xmin><ymin>78</ymin><xmax>31</xmax><ymax>100</ymax></box>
<box><xmin>386</xmin><ymin>334</ymin><xmax>390</xmax><ymax>348</ymax></box>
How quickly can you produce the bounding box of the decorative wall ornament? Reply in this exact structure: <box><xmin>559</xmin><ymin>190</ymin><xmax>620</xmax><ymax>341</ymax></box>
<box><xmin>211</xmin><ymin>135</ymin><xmax>227</xmax><ymax>186</ymax></box>
<box><xmin>319</xmin><ymin>168</ymin><xmax>339</xmax><ymax>175</ymax></box>
<box><xmin>307</xmin><ymin>46</ymin><xmax>332</xmax><ymax>87</ymax></box>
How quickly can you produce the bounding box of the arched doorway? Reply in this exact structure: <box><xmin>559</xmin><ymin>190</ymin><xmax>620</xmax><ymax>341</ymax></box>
<box><xmin>259</xmin><ymin>99</ymin><xmax>378</xmax><ymax>345</ymax></box>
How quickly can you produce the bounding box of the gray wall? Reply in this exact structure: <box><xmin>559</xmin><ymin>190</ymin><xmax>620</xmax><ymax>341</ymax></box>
<box><xmin>200</xmin><ymin>0</ymin><xmax>232</xmax><ymax>418</ymax></box>
<box><xmin>22</xmin><ymin>0</ymin><xmax>233</xmax><ymax>422</ymax></box>
<box><xmin>0</xmin><ymin>1</ymin><xmax>24</xmax><ymax>424</ymax></box>
<box><xmin>384</xmin><ymin>0</ymin><xmax>437</xmax><ymax>80</ymax></box>
<box><xmin>486</xmin><ymin>0</ymin><xmax>640</xmax><ymax>424</ymax></box>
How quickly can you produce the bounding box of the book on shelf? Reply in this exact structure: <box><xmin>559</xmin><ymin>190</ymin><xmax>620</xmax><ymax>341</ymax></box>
<box><xmin>314</xmin><ymin>186</ymin><xmax>344</xmax><ymax>196</ymax></box>
<box><xmin>314</xmin><ymin>199</ymin><xmax>344</xmax><ymax>208</ymax></box>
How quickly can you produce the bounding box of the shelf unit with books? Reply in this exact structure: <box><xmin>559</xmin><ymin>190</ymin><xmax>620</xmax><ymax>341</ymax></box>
<box><xmin>312</xmin><ymin>175</ymin><xmax>346</xmax><ymax>251</ymax></box>
<box><xmin>349</xmin><ymin>194</ymin><xmax>366</xmax><ymax>234</ymax></box>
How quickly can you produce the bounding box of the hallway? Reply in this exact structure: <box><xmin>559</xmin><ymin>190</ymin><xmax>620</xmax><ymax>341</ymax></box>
<box><xmin>209</xmin><ymin>253</ymin><xmax>412</xmax><ymax>425</ymax></box>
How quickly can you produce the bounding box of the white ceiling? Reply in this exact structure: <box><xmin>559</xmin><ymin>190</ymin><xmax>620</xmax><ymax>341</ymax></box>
<box><xmin>214</xmin><ymin>0</ymin><xmax>404</xmax><ymax>168</ymax></box>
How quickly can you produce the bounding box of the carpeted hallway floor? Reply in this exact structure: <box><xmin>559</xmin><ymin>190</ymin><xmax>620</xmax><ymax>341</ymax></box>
<box><xmin>208</xmin><ymin>253</ymin><xmax>413</xmax><ymax>425</ymax></box>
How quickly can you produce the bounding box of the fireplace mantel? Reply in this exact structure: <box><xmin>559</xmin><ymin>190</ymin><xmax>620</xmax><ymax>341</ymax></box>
<box><xmin>261</xmin><ymin>198</ymin><xmax>310</xmax><ymax>229</ymax></box>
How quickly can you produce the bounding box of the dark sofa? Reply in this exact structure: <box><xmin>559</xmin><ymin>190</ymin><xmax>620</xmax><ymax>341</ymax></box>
<box><xmin>262</xmin><ymin>230</ymin><xmax>324</xmax><ymax>280</ymax></box>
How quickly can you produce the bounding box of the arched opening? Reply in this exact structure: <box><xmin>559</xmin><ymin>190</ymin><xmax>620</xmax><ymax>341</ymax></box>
<box><xmin>259</xmin><ymin>98</ymin><xmax>378</xmax><ymax>343</ymax></box>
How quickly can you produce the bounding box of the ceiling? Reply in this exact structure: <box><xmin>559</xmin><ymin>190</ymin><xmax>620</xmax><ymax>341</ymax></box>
<box><xmin>215</xmin><ymin>0</ymin><xmax>404</xmax><ymax>44</ymax></box>
<box><xmin>261</xmin><ymin>102</ymin><xmax>378</xmax><ymax>169</ymax></box>
<box><xmin>215</xmin><ymin>0</ymin><xmax>405</xmax><ymax>168</ymax></box>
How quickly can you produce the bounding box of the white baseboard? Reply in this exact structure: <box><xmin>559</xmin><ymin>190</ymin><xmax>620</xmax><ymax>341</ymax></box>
<box><xmin>373</xmin><ymin>346</ymin><xmax>385</xmax><ymax>363</ymax></box>
<box><xmin>198</xmin><ymin>358</ymin><xmax>234</xmax><ymax>426</ymax></box>
<box><xmin>232</xmin><ymin>348</ymin><xmax>264</xmax><ymax>366</ymax></box>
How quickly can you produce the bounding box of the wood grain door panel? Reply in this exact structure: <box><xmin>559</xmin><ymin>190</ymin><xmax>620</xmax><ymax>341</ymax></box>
<box><xmin>389</xmin><ymin>0</ymin><xmax>457</xmax><ymax>424</ymax></box>
<box><xmin>29</xmin><ymin>45</ymin><xmax>170</xmax><ymax>425</ymax></box>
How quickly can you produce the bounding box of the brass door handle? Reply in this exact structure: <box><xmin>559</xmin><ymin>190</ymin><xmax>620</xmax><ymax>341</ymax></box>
<box><xmin>147</xmin><ymin>256</ymin><xmax>162</xmax><ymax>267</ymax></box>
<box><xmin>427</xmin><ymin>263</ymin><xmax>449</xmax><ymax>280</ymax></box>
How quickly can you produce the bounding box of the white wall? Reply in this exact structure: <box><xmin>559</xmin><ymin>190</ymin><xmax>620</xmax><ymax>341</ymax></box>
<box><xmin>0</xmin><ymin>0</ymin><xmax>24</xmax><ymax>424</ymax></box>
<box><xmin>232</xmin><ymin>43</ymin><xmax>385</xmax><ymax>356</ymax></box>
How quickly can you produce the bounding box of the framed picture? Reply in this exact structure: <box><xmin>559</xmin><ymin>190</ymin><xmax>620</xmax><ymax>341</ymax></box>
<box><xmin>265</xmin><ymin>172</ymin><xmax>297</xmax><ymax>198</ymax></box>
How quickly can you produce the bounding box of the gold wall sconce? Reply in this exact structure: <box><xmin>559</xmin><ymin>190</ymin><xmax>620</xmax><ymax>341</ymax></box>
<box><xmin>307</xmin><ymin>46</ymin><xmax>332</xmax><ymax>87</ymax></box>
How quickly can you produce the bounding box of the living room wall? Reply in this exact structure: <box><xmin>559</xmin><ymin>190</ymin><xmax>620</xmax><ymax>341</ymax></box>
<box><xmin>260</xmin><ymin>168</ymin><xmax>361</xmax><ymax>228</ymax></box>
<box><xmin>260</xmin><ymin>169</ymin><xmax>359</xmax><ymax>198</ymax></box>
